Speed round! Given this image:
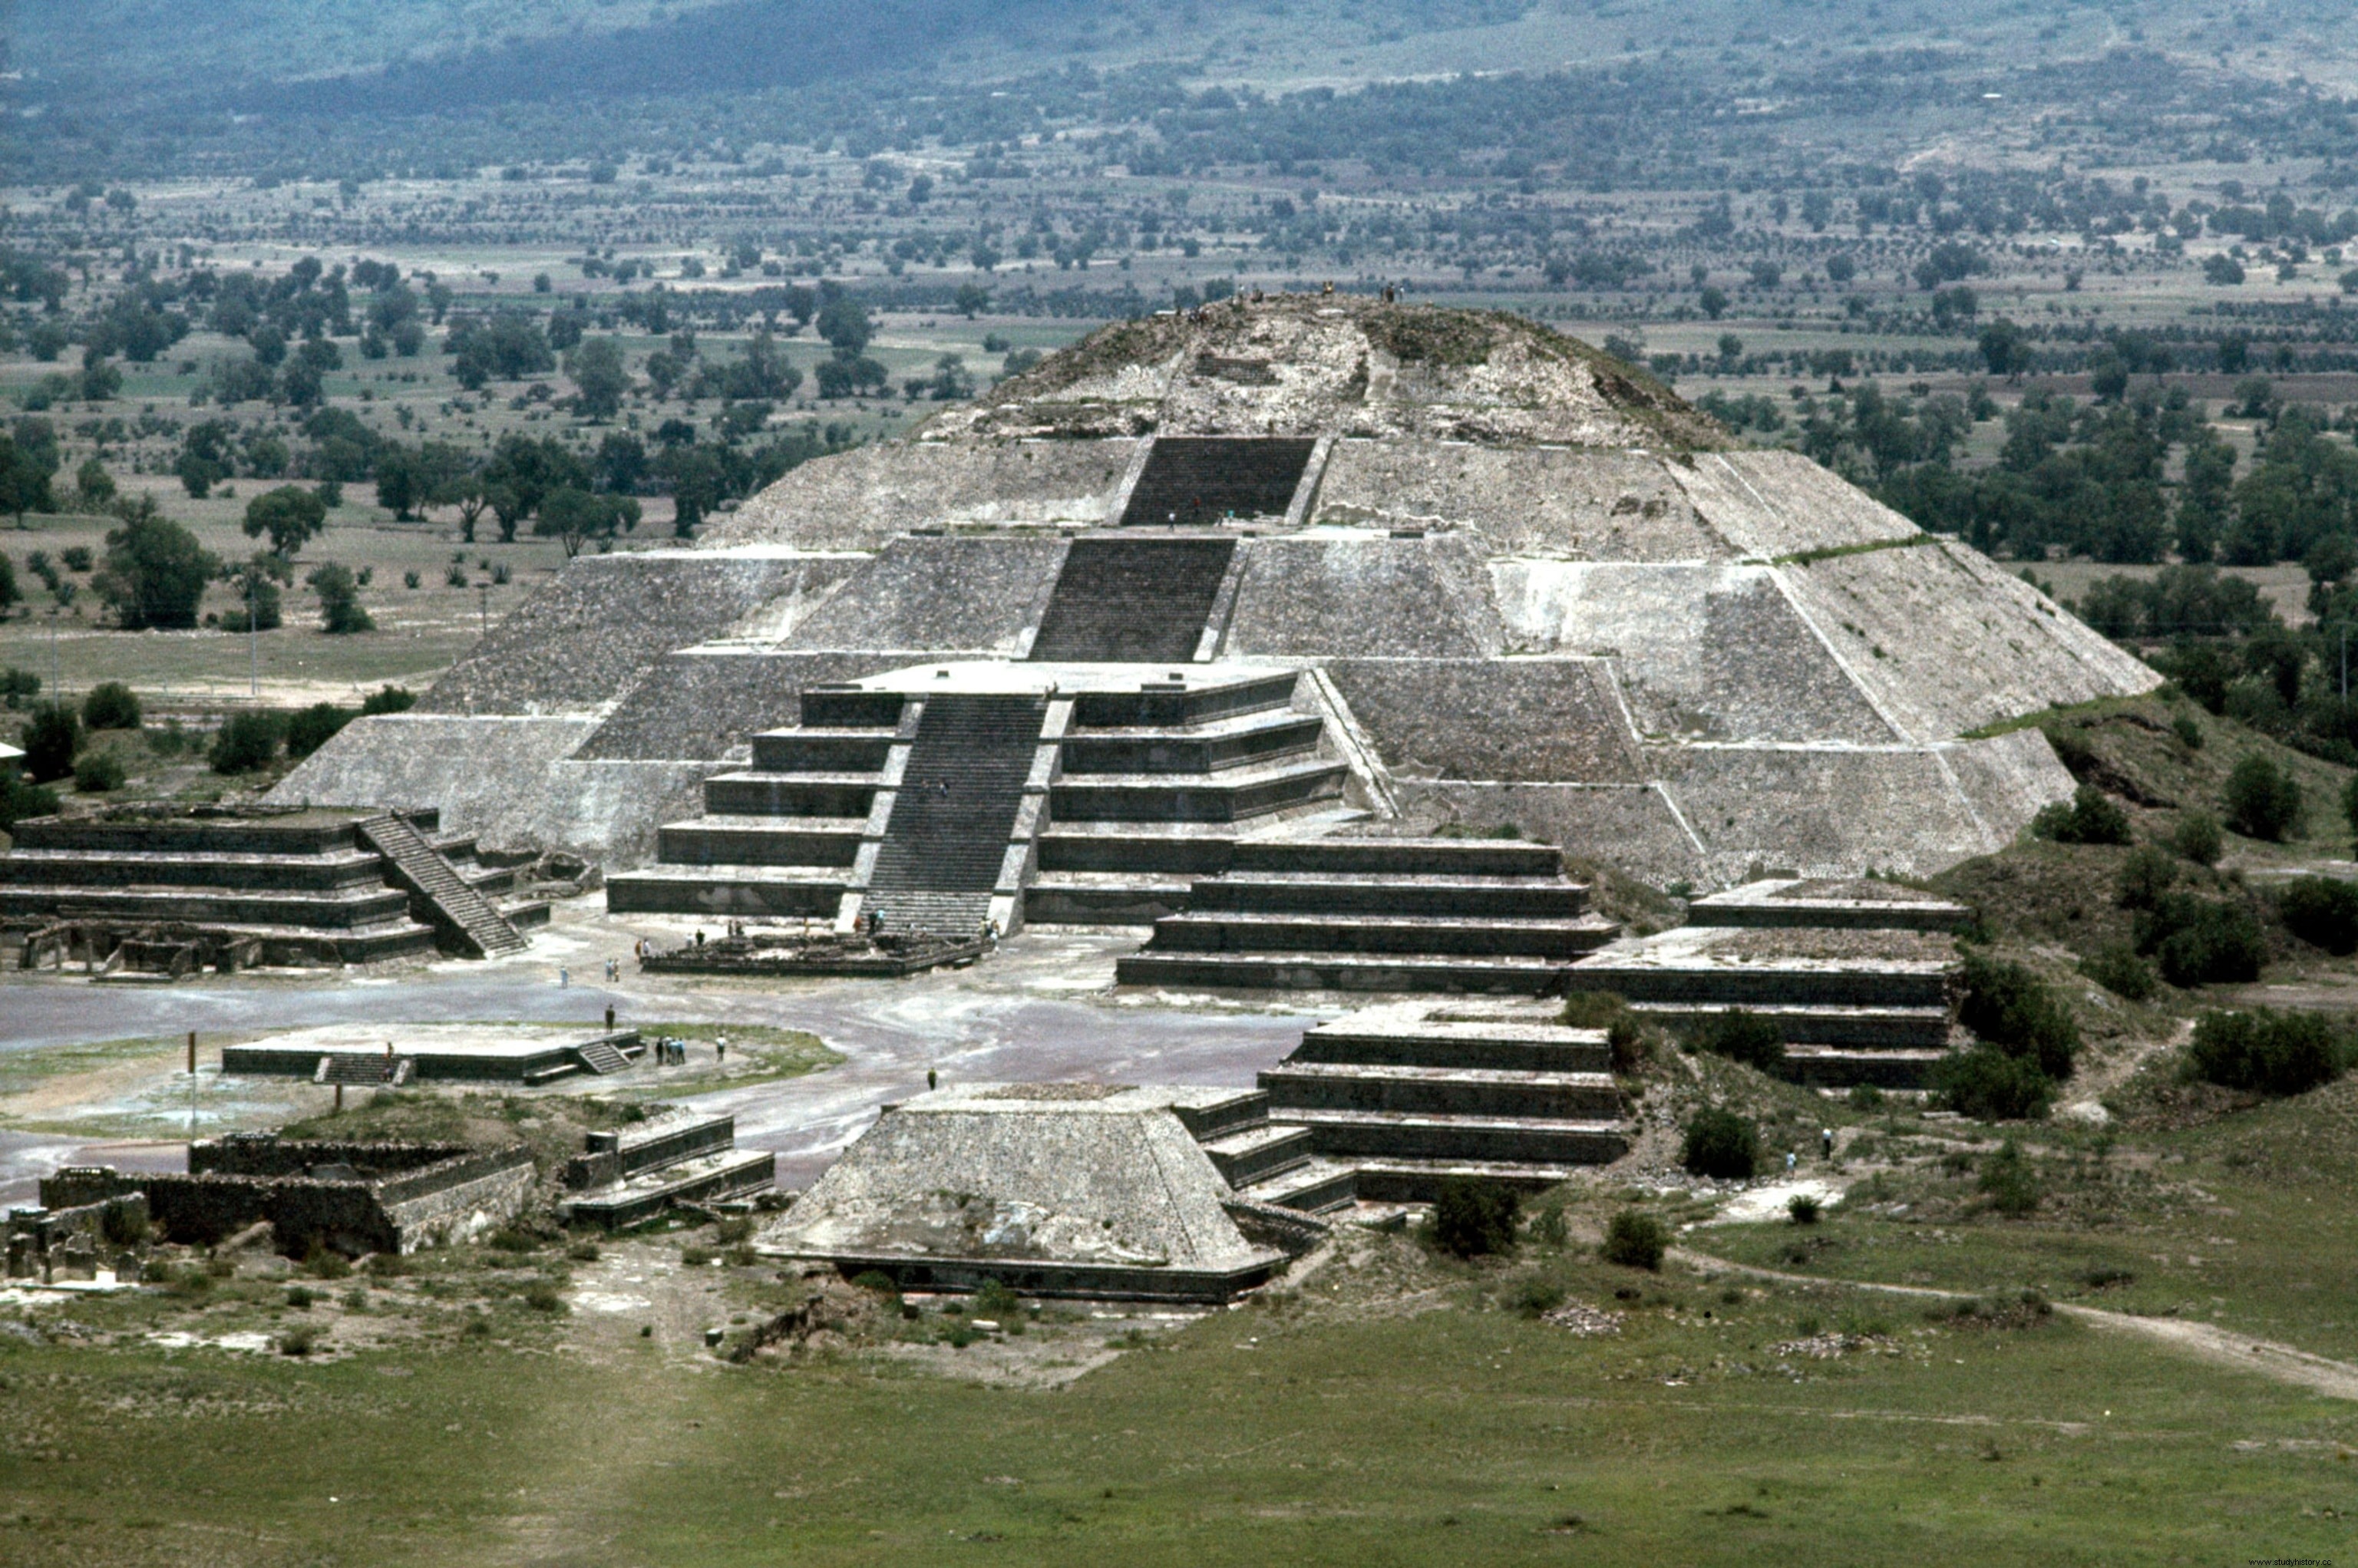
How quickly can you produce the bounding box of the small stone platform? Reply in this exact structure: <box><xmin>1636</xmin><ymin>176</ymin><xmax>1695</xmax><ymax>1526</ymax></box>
<box><xmin>560</xmin><ymin>1110</ymin><xmax>775</xmax><ymax>1230</ymax></box>
<box><xmin>755</xmin><ymin>1082</ymin><xmax>1342</xmax><ymax>1302</ymax></box>
<box><xmin>639</xmin><ymin>929</ymin><xmax>982</xmax><ymax>977</ymax></box>
<box><xmin>222</xmin><ymin>1024</ymin><xmax>646</xmax><ymax>1087</ymax></box>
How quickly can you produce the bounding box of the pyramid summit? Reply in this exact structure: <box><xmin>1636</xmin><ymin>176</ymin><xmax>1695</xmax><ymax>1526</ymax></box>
<box><xmin>276</xmin><ymin>295</ymin><xmax>2157</xmax><ymax>924</ymax></box>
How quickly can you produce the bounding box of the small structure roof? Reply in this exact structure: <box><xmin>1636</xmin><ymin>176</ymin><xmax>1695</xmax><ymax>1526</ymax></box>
<box><xmin>756</xmin><ymin>1082</ymin><xmax>1287</xmax><ymax>1300</ymax></box>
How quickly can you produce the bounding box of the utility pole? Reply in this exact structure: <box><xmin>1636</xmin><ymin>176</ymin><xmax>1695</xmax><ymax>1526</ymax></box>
<box><xmin>249</xmin><ymin>571</ymin><xmax>259</xmax><ymax>699</ymax></box>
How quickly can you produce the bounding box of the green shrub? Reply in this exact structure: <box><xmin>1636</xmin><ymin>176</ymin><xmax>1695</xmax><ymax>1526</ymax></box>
<box><xmin>2224</xmin><ymin>754</ymin><xmax>2303</xmax><ymax>841</ymax></box>
<box><xmin>2278</xmin><ymin>876</ymin><xmax>2358</xmax><ymax>955</ymax></box>
<box><xmin>208</xmin><ymin>710</ymin><xmax>283</xmax><ymax>773</ymax></box>
<box><xmin>80</xmin><ymin>681</ymin><xmax>140</xmax><ymax>731</ymax></box>
<box><xmin>365</xmin><ymin>1253</ymin><xmax>408</xmax><ymax>1277</ymax></box>
<box><xmin>305</xmin><ymin>1245</ymin><xmax>352</xmax><ymax>1280</ymax></box>
<box><xmin>1978</xmin><ymin>1141</ymin><xmax>2041</xmax><ymax>1216</ymax></box>
<box><xmin>680</xmin><ymin>1245</ymin><xmax>713</xmax><ymax>1266</ymax></box>
<box><xmin>286</xmin><ymin>1286</ymin><xmax>315</xmax><ymax>1309</ymax></box>
<box><xmin>973</xmin><ymin>1279</ymin><xmax>1022</xmax><ymax>1321</ymax></box>
<box><xmin>1680</xmin><ymin>1107</ymin><xmax>1759</xmax><ymax>1180</ymax></box>
<box><xmin>446</xmin><ymin>563</ymin><xmax>468</xmax><ymax>587</ymax></box>
<box><xmin>850</xmin><ymin>1269</ymin><xmax>900</xmax><ymax>1299</ymax></box>
<box><xmin>1560</xmin><ymin>990</ymin><xmax>1628</xmax><ymax>1029</ymax></box>
<box><xmin>2079</xmin><ymin>942</ymin><xmax>2157</xmax><ymax>1002</ymax></box>
<box><xmin>360</xmin><ymin>685</ymin><xmax>416</xmax><ymax>715</ymax></box>
<box><xmin>2030</xmin><ymin>784</ymin><xmax>2132</xmax><ymax>845</ymax></box>
<box><xmin>522</xmin><ymin>1281</ymin><xmax>566</xmax><ymax>1313</ymax></box>
<box><xmin>282</xmin><ymin>702</ymin><xmax>354</xmax><ymax>761</ymax></box>
<box><xmin>1933</xmin><ymin>1044</ymin><xmax>2056</xmax><ymax>1121</ymax></box>
<box><xmin>71</xmin><ymin>751</ymin><xmax>124</xmax><ymax>792</ymax></box>
<box><xmin>1846</xmin><ymin>1084</ymin><xmax>1885</xmax><ymax>1111</ymax></box>
<box><xmin>1508</xmin><ymin>1273</ymin><xmax>1568</xmax><ymax>1316</ymax></box>
<box><xmin>1958</xmin><ymin>953</ymin><xmax>2079</xmax><ymax>1078</ymax></box>
<box><xmin>404</xmin><ymin>569</ymin><xmax>421</xmax><ymax>589</ymax></box>
<box><xmin>1787</xmin><ymin>1194</ymin><xmax>1822</xmax><ymax>1225</ymax></box>
<box><xmin>566</xmin><ymin>1240</ymin><xmax>601</xmax><ymax>1263</ymax></box>
<box><xmin>2190</xmin><ymin>1008</ymin><xmax>2346</xmax><ymax>1096</ymax></box>
<box><xmin>305</xmin><ymin>562</ymin><xmax>373</xmax><ymax>634</ymax></box>
<box><xmin>19</xmin><ymin>701</ymin><xmax>79</xmax><ymax>782</ymax></box>
<box><xmin>1600</xmin><ymin>1210</ymin><xmax>1668</xmax><ymax>1270</ymax></box>
<box><xmin>2171</xmin><ymin>713</ymin><xmax>2204</xmax><ymax>749</ymax></box>
<box><xmin>2173</xmin><ymin>810</ymin><xmax>2224</xmax><ymax>866</ymax></box>
<box><xmin>101</xmin><ymin>1203</ymin><xmax>150</xmax><ymax>1246</ymax></box>
<box><xmin>1429</xmin><ymin>1176</ymin><xmax>1520</xmax><ymax>1259</ymax></box>
<box><xmin>2135</xmin><ymin>893</ymin><xmax>2268</xmax><ymax>987</ymax></box>
<box><xmin>2114</xmin><ymin>843</ymin><xmax>2178</xmax><ymax>909</ymax></box>
<box><xmin>1686</xmin><ymin>1008</ymin><xmax>1785</xmax><ymax>1071</ymax></box>
<box><xmin>277</xmin><ymin>1324</ymin><xmax>320</xmax><ymax>1356</ymax></box>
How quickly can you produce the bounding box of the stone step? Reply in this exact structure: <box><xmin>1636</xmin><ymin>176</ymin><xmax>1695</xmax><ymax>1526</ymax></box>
<box><xmin>1236</xmin><ymin>1157</ymin><xmax>1357</xmax><ymax>1215</ymax></box>
<box><xmin>1346</xmin><ymin>1157</ymin><xmax>1607</xmax><ymax>1202</ymax></box>
<box><xmin>1230</xmin><ymin>838</ymin><xmax>1565</xmax><ymax>878</ymax></box>
<box><xmin>1296</xmin><ymin>1019</ymin><xmax>1612</xmax><ymax>1073</ymax></box>
<box><xmin>1187</xmin><ymin>874</ymin><xmax>1590</xmax><ymax>919</ymax></box>
<box><xmin>1685</xmin><ymin>880</ymin><xmax>1973</xmax><ymax>933</ymax></box>
<box><xmin>0</xmin><ymin>884</ymin><xmax>416</xmax><ymax>930</ymax></box>
<box><xmin>1260</xmin><ymin>1061</ymin><xmax>1623</xmax><ymax>1121</ymax></box>
<box><xmin>1115</xmin><ymin>950</ymin><xmax>1567</xmax><ymax>995</ymax></box>
<box><xmin>796</xmin><ymin>689</ymin><xmax>907</xmax><ymax>729</ymax></box>
<box><xmin>1069</xmin><ymin>671</ymin><xmax>1301</xmax><ymax>729</ymax></box>
<box><xmin>1035</xmin><ymin>826</ymin><xmax>1240</xmax><ymax>876</ymax></box>
<box><xmin>1198</xmin><ymin>1121</ymin><xmax>1315</xmax><ymax>1187</ymax></box>
<box><xmin>1564</xmin><ymin>959</ymin><xmax>1954</xmax><ymax>1009</ymax></box>
<box><xmin>1057</xmin><ymin>713</ymin><xmax>1326</xmax><ymax>776</ymax></box>
<box><xmin>866</xmin><ymin>890</ymin><xmax>994</xmax><ymax>939</ymax></box>
<box><xmin>572</xmin><ymin>1040</ymin><xmax>632</xmax><ymax>1075</ymax></box>
<box><xmin>0</xmin><ymin>847</ymin><xmax>391</xmax><ymax>893</ymax></box>
<box><xmin>358</xmin><ymin>814</ymin><xmax>526</xmax><ymax>956</ymax></box>
<box><xmin>749</xmin><ymin>728</ymin><xmax>899</xmax><ymax>773</ymax></box>
<box><xmin>1778</xmin><ymin>1045</ymin><xmax>1953</xmax><ymax>1089</ymax></box>
<box><xmin>604</xmin><ymin>866</ymin><xmax>850</xmax><ymax>918</ymax></box>
<box><xmin>1166</xmin><ymin>1088</ymin><xmax>1271</xmax><ymax>1143</ymax></box>
<box><xmin>1049</xmin><ymin>758</ymin><xmax>1347</xmax><ymax>823</ymax></box>
<box><xmin>655</xmin><ymin>816</ymin><xmax>866</xmax><ymax>869</ymax></box>
<box><xmin>1027</xmin><ymin>535</ymin><xmax>1238</xmax><ymax>663</ymax></box>
<box><xmin>1023</xmin><ymin>872</ymin><xmax>1192</xmax><ymax>926</ymax></box>
<box><xmin>1144</xmin><ymin>910</ymin><xmax>1620</xmax><ymax>958</ymax></box>
<box><xmin>1273</xmin><ymin>1108</ymin><xmax>1629</xmax><ymax>1166</ymax></box>
<box><xmin>1623</xmin><ymin>1002</ymin><xmax>1953</xmax><ymax>1049</ymax></box>
<box><xmin>867</xmin><ymin>694</ymin><xmax>1045</xmax><ymax>921</ymax></box>
<box><xmin>1118</xmin><ymin>436</ymin><xmax>1316</xmax><ymax>527</ymax></box>
<box><xmin>703</xmin><ymin>772</ymin><xmax>880</xmax><ymax>819</ymax></box>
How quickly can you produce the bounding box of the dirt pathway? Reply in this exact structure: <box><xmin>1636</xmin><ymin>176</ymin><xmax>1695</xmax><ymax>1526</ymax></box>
<box><xmin>1673</xmin><ymin>1243</ymin><xmax>2358</xmax><ymax>1402</ymax></box>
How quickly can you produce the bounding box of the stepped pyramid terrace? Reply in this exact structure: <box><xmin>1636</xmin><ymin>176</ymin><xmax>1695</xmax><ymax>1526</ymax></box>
<box><xmin>264</xmin><ymin>294</ymin><xmax>2155</xmax><ymax>989</ymax></box>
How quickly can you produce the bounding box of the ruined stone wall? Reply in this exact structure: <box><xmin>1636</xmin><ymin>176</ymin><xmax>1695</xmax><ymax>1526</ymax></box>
<box><xmin>190</xmin><ymin>1138</ymin><xmax>472</xmax><ymax>1179</ymax></box>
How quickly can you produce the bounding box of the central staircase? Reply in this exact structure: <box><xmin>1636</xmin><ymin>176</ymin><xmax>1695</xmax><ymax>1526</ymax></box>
<box><xmin>1119</xmin><ymin>437</ymin><xmax>1317</xmax><ymax>527</ymax></box>
<box><xmin>1027</xmin><ymin>536</ymin><xmax>1237</xmax><ymax>663</ymax></box>
<box><xmin>866</xmin><ymin>695</ymin><xmax>1046</xmax><ymax>936</ymax></box>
